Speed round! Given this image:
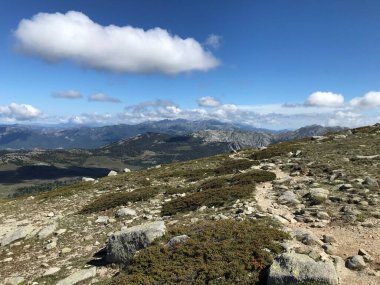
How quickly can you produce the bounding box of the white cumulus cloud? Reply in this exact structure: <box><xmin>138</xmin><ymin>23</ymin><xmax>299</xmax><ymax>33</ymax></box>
<box><xmin>88</xmin><ymin>93</ymin><xmax>120</xmax><ymax>103</ymax></box>
<box><xmin>350</xmin><ymin>91</ymin><xmax>380</xmax><ymax>108</ymax></box>
<box><xmin>52</xmin><ymin>90</ymin><xmax>82</xmax><ymax>99</ymax></box>
<box><xmin>197</xmin><ymin>96</ymin><xmax>221</xmax><ymax>107</ymax></box>
<box><xmin>304</xmin><ymin>91</ymin><xmax>344</xmax><ymax>107</ymax></box>
<box><xmin>14</xmin><ymin>11</ymin><xmax>220</xmax><ymax>75</ymax></box>
<box><xmin>0</xmin><ymin>103</ymin><xmax>42</xmax><ymax>121</ymax></box>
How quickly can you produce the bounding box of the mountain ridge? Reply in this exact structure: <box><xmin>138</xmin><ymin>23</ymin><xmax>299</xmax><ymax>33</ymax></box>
<box><xmin>0</xmin><ymin>120</ymin><xmax>345</xmax><ymax>150</ymax></box>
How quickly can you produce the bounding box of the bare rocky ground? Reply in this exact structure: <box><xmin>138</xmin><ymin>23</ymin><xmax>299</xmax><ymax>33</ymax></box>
<box><xmin>0</xmin><ymin>124</ymin><xmax>379</xmax><ymax>285</ymax></box>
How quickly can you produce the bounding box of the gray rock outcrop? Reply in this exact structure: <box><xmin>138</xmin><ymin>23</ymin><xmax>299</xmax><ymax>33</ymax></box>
<box><xmin>106</xmin><ymin>221</ymin><xmax>166</xmax><ymax>264</ymax></box>
<box><xmin>267</xmin><ymin>253</ymin><xmax>338</xmax><ymax>285</ymax></box>
<box><xmin>56</xmin><ymin>267</ymin><xmax>96</xmax><ymax>285</ymax></box>
<box><xmin>0</xmin><ymin>225</ymin><xmax>34</xmax><ymax>246</ymax></box>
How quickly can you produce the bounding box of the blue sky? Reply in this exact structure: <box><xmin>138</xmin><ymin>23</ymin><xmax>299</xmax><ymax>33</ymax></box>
<box><xmin>0</xmin><ymin>0</ymin><xmax>379</xmax><ymax>129</ymax></box>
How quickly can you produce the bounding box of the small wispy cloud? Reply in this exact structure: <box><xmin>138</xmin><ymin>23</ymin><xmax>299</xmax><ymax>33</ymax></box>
<box><xmin>197</xmin><ymin>96</ymin><xmax>221</xmax><ymax>107</ymax></box>
<box><xmin>205</xmin><ymin>34</ymin><xmax>221</xmax><ymax>49</ymax></box>
<box><xmin>88</xmin><ymin>93</ymin><xmax>121</xmax><ymax>103</ymax></box>
<box><xmin>52</xmin><ymin>90</ymin><xmax>82</xmax><ymax>99</ymax></box>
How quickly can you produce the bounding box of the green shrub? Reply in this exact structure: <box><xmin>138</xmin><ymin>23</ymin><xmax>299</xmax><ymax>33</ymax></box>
<box><xmin>158</xmin><ymin>168</ymin><xmax>214</xmax><ymax>182</ymax></box>
<box><xmin>250</xmin><ymin>142</ymin><xmax>297</xmax><ymax>160</ymax></box>
<box><xmin>79</xmin><ymin>187</ymin><xmax>159</xmax><ymax>214</ymax></box>
<box><xmin>164</xmin><ymin>185</ymin><xmax>197</xmax><ymax>195</ymax></box>
<box><xmin>110</xmin><ymin>219</ymin><xmax>289</xmax><ymax>285</ymax></box>
<box><xmin>214</xmin><ymin>159</ymin><xmax>257</xmax><ymax>175</ymax></box>
<box><xmin>38</xmin><ymin>182</ymin><xmax>93</xmax><ymax>199</ymax></box>
<box><xmin>198</xmin><ymin>177</ymin><xmax>230</xmax><ymax>190</ymax></box>
<box><xmin>230</xmin><ymin>170</ymin><xmax>276</xmax><ymax>184</ymax></box>
<box><xmin>161</xmin><ymin>184</ymin><xmax>254</xmax><ymax>216</ymax></box>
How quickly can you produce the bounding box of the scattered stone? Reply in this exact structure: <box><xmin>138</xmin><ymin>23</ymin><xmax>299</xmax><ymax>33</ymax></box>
<box><xmin>165</xmin><ymin>235</ymin><xmax>190</xmax><ymax>249</ymax></box>
<box><xmin>338</xmin><ymin>184</ymin><xmax>353</xmax><ymax>191</ymax></box>
<box><xmin>107</xmin><ymin>170</ymin><xmax>118</xmax><ymax>177</ymax></box>
<box><xmin>60</xmin><ymin>247</ymin><xmax>72</xmax><ymax>254</ymax></box>
<box><xmin>316</xmin><ymin>211</ymin><xmax>330</xmax><ymax>220</ymax></box>
<box><xmin>56</xmin><ymin>267</ymin><xmax>96</xmax><ymax>285</ymax></box>
<box><xmin>115</xmin><ymin>207</ymin><xmax>137</xmax><ymax>218</ymax></box>
<box><xmin>197</xmin><ymin>206</ymin><xmax>207</xmax><ymax>212</ymax></box>
<box><xmin>322</xmin><ymin>234</ymin><xmax>336</xmax><ymax>244</ymax></box>
<box><xmin>123</xmin><ymin>168</ymin><xmax>131</xmax><ymax>172</ymax></box>
<box><xmin>272</xmin><ymin>215</ymin><xmax>289</xmax><ymax>225</ymax></box>
<box><xmin>364</xmin><ymin>176</ymin><xmax>379</xmax><ymax>189</ymax></box>
<box><xmin>1</xmin><ymin>277</ymin><xmax>25</xmax><ymax>285</ymax></box>
<box><xmin>278</xmin><ymin>191</ymin><xmax>300</xmax><ymax>205</ymax></box>
<box><xmin>267</xmin><ymin>253</ymin><xmax>338</xmax><ymax>285</ymax></box>
<box><xmin>38</xmin><ymin>223</ymin><xmax>57</xmax><ymax>239</ymax></box>
<box><xmin>43</xmin><ymin>267</ymin><xmax>61</xmax><ymax>276</ymax></box>
<box><xmin>106</xmin><ymin>221</ymin><xmax>166</xmax><ymax>264</ymax></box>
<box><xmin>358</xmin><ymin>248</ymin><xmax>373</xmax><ymax>262</ymax></box>
<box><xmin>45</xmin><ymin>239</ymin><xmax>57</xmax><ymax>250</ymax></box>
<box><xmin>345</xmin><ymin>255</ymin><xmax>366</xmax><ymax>271</ymax></box>
<box><xmin>309</xmin><ymin>188</ymin><xmax>329</xmax><ymax>204</ymax></box>
<box><xmin>355</xmin><ymin>155</ymin><xmax>379</xmax><ymax>160</ymax></box>
<box><xmin>55</xmin><ymin>229</ymin><xmax>67</xmax><ymax>236</ymax></box>
<box><xmin>322</xmin><ymin>244</ymin><xmax>335</xmax><ymax>255</ymax></box>
<box><xmin>293</xmin><ymin>229</ymin><xmax>322</xmax><ymax>246</ymax></box>
<box><xmin>95</xmin><ymin>216</ymin><xmax>109</xmax><ymax>224</ymax></box>
<box><xmin>82</xmin><ymin>177</ymin><xmax>96</xmax><ymax>182</ymax></box>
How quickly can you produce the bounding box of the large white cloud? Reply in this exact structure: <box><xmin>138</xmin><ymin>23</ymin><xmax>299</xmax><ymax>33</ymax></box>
<box><xmin>350</xmin><ymin>91</ymin><xmax>380</xmax><ymax>108</ymax></box>
<box><xmin>304</xmin><ymin>91</ymin><xmax>344</xmax><ymax>107</ymax></box>
<box><xmin>14</xmin><ymin>11</ymin><xmax>220</xmax><ymax>75</ymax></box>
<box><xmin>88</xmin><ymin>93</ymin><xmax>120</xmax><ymax>103</ymax></box>
<box><xmin>0</xmin><ymin>103</ymin><xmax>42</xmax><ymax>121</ymax></box>
<box><xmin>197</xmin><ymin>96</ymin><xmax>221</xmax><ymax>107</ymax></box>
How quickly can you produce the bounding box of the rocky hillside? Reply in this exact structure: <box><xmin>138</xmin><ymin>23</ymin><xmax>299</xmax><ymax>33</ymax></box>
<box><xmin>0</xmin><ymin>124</ymin><xmax>379</xmax><ymax>285</ymax></box>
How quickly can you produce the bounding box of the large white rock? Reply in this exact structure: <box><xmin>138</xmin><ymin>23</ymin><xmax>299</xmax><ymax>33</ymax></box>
<box><xmin>38</xmin><ymin>223</ymin><xmax>57</xmax><ymax>239</ymax></box>
<box><xmin>309</xmin><ymin>188</ymin><xmax>329</xmax><ymax>204</ymax></box>
<box><xmin>56</xmin><ymin>267</ymin><xmax>96</xmax><ymax>285</ymax></box>
<box><xmin>0</xmin><ymin>277</ymin><xmax>25</xmax><ymax>285</ymax></box>
<box><xmin>43</xmin><ymin>267</ymin><xmax>61</xmax><ymax>276</ymax></box>
<box><xmin>0</xmin><ymin>225</ymin><xmax>34</xmax><ymax>246</ymax></box>
<box><xmin>106</xmin><ymin>221</ymin><xmax>166</xmax><ymax>264</ymax></box>
<box><xmin>108</xmin><ymin>170</ymin><xmax>118</xmax><ymax>176</ymax></box>
<box><xmin>82</xmin><ymin>177</ymin><xmax>95</xmax><ymax>182</ymax></box>
<box><xmin>115</xmin><ymin>207</ymin><xmax>137</xmax><ymax>218</ymax></box>
<box><xmin>268</xmin><ymin>253</ymin><xmax>338</xmax><ymax>285</ymax></box>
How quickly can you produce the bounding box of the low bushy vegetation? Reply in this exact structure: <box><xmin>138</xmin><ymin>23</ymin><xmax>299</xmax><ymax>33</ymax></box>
<box><xmin>79</xmin><ymin>187</ymin><xmax>159</xmax><ymax>214</ymax></box>
<box><xmin>158</xmin><ymin>168</ymin><xmax>214</xmax><ymax>182</ymax></box>
<box><xmin>213</xmin><ymin>159</ymin><xmax>258</xmax><ymax>175</ymax></box>
<box><xmin>110</xmin><ymin>219</ymin><xmax>289</xmax><ymax>285</ymax></box>
<box><xmin>164</xmin><ymin>185</ymin><xmax>197</xmax><ymax>195</ymax></box>
<box><xmin>198</xmin><ymin>177</ymin><xmax>230</xmax><ymax>190</ymax></box>
<box><xmin>38</xmin><ymin>182</ymin><xmax>94</xmax><ymax>200</ymax></box>
<box><xmin>250</xmin><ymin>142</ymin><xmax>298</xmax><ymax>160</ymax></box>
<box><xmin>161</xmin><ymin>184</ymin><xmax>254</xmax><ymax>216</ymax></box>
<box><xmin>230</xmin><ymin>170</ymin><xmax>276</xmax><ymax>184</ymax></box>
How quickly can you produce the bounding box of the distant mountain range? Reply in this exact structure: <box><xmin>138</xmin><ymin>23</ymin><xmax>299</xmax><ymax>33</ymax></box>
<box><xmin>0</xmin><ymin>119</ymin><xmax>344</xmax><ymax>150</ymax></box>
<box><xmin>0</xmin><ymin>120</ymin><xmax>345</xmax><ymax>197</ymax></box>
